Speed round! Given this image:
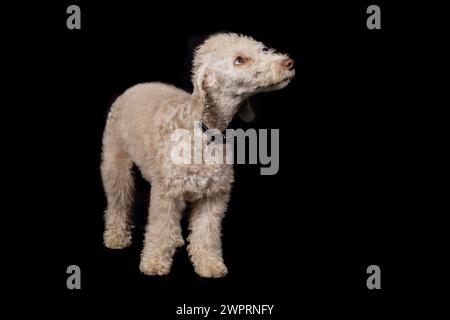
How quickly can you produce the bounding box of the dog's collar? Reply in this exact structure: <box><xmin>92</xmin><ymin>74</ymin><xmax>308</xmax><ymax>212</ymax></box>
<box><xmin>200</xmin><ymin>121</ymin><xmax>211</xmax><ymax>134</ymax></box>
<box><xmin>200</xmin><ymin>121</ymin><xmax>227</xmax><ymax>143</ymax></box>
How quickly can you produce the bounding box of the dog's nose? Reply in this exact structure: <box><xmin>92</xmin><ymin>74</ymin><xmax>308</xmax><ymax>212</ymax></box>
<box><xmin>281</xmin><ymin>58</ymin><xmax>295</xmax><ymax>71</ymax></box>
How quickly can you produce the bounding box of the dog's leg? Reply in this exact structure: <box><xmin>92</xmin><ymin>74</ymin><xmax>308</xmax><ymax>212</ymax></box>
<box><xmin>101</xmin><ymin>123</ymin><xmax>135</xmax><ymax>249</ymax></box>
<box><xmin>188</xmin><ymin>193</ymin><xmax>229</xmax><ymax>278</ymax></box>
<box><xmin>140</xmin><ymin>186</ymin><xmax>185</xmax><ymax>276</ymax></box>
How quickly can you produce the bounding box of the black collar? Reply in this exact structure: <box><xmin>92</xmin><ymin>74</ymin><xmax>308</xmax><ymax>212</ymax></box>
<box><xmin>200</xmin><ymin>122</ymin><xmax>210</xmax><ymax>134</ymax></box>
<box><xmin>200</xmin><ymin>122</ymin><xmax>228</xmax><ymax>143</ymax></box>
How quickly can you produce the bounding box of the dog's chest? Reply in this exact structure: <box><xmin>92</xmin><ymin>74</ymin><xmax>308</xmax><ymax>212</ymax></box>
<box><xmin>183</xmin><ymin>173</ymin><xmax>212</xmax><ymax>197</ymax></box>
<box><xmin>164</xmin><ymin>164</ymin><xmax>232</xmax><ymax>199</ymax></box>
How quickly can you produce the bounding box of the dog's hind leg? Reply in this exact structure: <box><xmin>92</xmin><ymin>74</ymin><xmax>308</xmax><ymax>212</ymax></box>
<box><xmin>101</xmin><ymin>116</ymin><xmax>135</xmax><ymax>249</ymax></box>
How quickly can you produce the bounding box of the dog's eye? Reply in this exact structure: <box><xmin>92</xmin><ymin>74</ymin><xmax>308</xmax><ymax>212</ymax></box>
<box><xmin>235</xmin><ymin>56</ymin><xmax>245</xmax><ymax>65</ymax></box>
<box><xmin>262</xmin><ymin>47</ymin><xmax>269</xmax><ymax>53</ymax></box>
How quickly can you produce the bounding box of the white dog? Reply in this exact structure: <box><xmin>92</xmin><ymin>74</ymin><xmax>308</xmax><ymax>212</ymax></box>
<box><xmin>101</xmin><ymin>33</ymin><xmax>295</xmax><ymax>277</ymax></box>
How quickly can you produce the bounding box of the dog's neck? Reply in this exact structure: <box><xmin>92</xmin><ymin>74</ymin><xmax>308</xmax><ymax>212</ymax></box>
<box><xmin>192</xmin><ymin>89</ymin><xmax>243</xmax><ymax>131</ymax></box>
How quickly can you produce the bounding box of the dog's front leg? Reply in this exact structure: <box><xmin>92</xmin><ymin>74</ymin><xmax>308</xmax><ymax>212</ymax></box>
<box><xmin>139</xmin><ymin>186</ymin><xmax>185</xmax><ymax>276</ymax></box>
<box><xmin>188</xmin><ymin>193</ymin><xmax>229</xmax><ymax>278</ymax></box>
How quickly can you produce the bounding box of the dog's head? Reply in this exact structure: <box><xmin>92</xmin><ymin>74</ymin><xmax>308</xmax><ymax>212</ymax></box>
<box><xmin>192</xmin><ymin>33</ymin><xmax>295</xmax><ymax>98</ymax></box>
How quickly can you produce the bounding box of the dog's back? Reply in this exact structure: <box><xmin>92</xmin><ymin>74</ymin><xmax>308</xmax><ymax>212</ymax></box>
<box><xmin>105</xmin><ymin>82</ymin><xmax>191</xmax><ymax>174</ymax></box>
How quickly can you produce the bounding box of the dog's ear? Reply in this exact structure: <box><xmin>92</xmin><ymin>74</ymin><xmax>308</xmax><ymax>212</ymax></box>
<box><xmin>192</xmin><ymin>67</ymin><xmax>217</xmax><ymax>115</ymax></box>
<box><xmin>196</xmin><ymin>67</ymin><xmax>217</xmax><ymax>95</ymax></box>
<box><xmin>237</xmin><ymin>98</ymin><xmax>256</xmax><ymax>123</ymax></box>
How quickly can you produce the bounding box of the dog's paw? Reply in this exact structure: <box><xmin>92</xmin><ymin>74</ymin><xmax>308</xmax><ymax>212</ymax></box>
<box><xmin>175</xmin><ymin>236</ymin><xmax>185</xmax><ymax>248</ymax></box>
<box><xmin>103</xmin><ymin>230</ymin><xmax>132</xmax><ymax>249</ymax></box>
<box><xmin>194</xmin><ymin>259</ymin><xmax>228</xmax><ymax>278</ymax></box>
<box><xmin>139</xmin><ymin>258</ymin><xmax>172</xmax><ymax>276</ymax></box>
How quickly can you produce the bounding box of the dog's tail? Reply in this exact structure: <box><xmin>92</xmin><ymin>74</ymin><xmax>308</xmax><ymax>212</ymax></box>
<box><xmin>104</xmin><ymin>92</ymin><xmax>122</xmax><ymax>121</ymax></box>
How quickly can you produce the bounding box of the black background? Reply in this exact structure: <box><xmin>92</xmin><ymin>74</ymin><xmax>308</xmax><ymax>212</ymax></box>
<box><xmin>15</xmin><ymin>1</ymin><xmax>443</xmax><ymax>318</ymax></box>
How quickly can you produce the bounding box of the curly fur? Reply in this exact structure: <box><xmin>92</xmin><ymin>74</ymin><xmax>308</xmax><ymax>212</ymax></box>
<box><xmin>101</xmin><ymin>33</ymin><xmax>295</xmax><ymax>278</ymax></box>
